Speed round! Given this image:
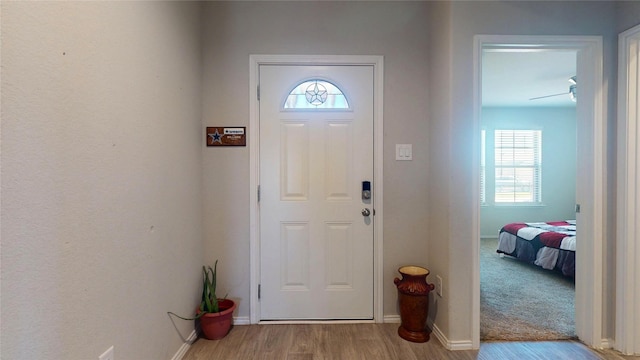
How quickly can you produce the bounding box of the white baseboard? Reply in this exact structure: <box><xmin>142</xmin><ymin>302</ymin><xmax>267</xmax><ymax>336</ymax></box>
<box><xmin>448</xmin><ymin>339</ymin><xmax>475</xmax><ymax>351</ymax></box>
<box><xmin>170</xmin><ymin>317</ymin><xmax>250</xmax><ymax>360</ymax></box>
<box><xmin>386</xmin><ymin>316</ymin><xmax>472</xmax><ymax>350</ymax></box>
<box><xmin>429</xmin><ymin>321</ymin><xmax>447</xmax><ymax>348</ymax></box>
<box><xmin>600</xmin><ymin>338</ymin><xmax>614</xmax><ymax>349</ymax></box>
<box><xmin>234</xmin><ymin>316</ymin><xmax>251</xmax><ymax>326</ymax></box>
<box><xmin>383</xmin><ymin>314</ymin><xmax>400</xmax><ymax>323</ymax></box>
<box><xmin>171</xmin><ymin>330</ymin><xmax>197</xmax><ymax>360</ymax></box>
<box><xmin>385</xmin><ymin>315</ymin><xmax>472</xmax><ymax>350</ymax></box>
<box><xmin>428</xmin><ymin>320</ymin><xmax>474</xmax><ymax>351</ymax></box>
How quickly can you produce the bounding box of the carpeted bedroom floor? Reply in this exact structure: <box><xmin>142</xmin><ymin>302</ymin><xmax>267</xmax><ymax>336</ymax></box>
<box><xmin>480</xmin><ymin>237</ymin><xmax>576</xmax><ymax>341</ymax></box>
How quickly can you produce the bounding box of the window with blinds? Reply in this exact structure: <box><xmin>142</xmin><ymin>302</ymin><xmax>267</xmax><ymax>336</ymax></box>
<box><xmin>494</xmin><ymin>129</ymin><xmax>542</xmax><ymax>203</ymax></box>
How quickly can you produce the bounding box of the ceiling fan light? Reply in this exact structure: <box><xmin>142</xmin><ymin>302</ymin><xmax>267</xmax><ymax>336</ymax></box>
<box><xmin>569</xmin><ymin>84</ymin><xmax>577</xmax><ymax>102</ymax></box>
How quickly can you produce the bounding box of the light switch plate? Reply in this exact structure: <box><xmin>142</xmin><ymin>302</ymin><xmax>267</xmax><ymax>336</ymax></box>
<box><xmin>395</xmin><ymin>144</ymin><xmax>412</xmax><ymax>161</ymax></box>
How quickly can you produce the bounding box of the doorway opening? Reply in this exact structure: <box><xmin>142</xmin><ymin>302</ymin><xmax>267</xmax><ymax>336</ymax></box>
<box><xmin>479</xmin><ymin>48</ymin><xmax>577</xmax><ymax>341</ymax></box>
<box><xmin>472</xmin><ymin>35</ymin><xmax>605</xmax><ymax>349</ymax></box>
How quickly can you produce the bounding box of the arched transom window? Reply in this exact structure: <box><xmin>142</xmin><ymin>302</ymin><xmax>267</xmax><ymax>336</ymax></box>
<box><xmin>284</xmin><ymin>79</ymin><xmax>350</xmax><ymax>110</ymax></box>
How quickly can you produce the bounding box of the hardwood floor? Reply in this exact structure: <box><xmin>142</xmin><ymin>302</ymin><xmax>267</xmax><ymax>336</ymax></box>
<box><xmin>181</xmin><ymin>323</ymin><xmax>640</xmax><ymax>360</ymax></box>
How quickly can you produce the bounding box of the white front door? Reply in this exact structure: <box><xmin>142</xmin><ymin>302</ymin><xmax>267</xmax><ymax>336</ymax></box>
<box><xmin>259</xmin><ymin>65</ymin><xmax>374</xmax><ymax>320</ymax></box>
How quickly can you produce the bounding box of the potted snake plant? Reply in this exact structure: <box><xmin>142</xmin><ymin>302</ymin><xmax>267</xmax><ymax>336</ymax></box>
<box><xmin>168</xmin><ymin>260</ymin><xmax>236</xmax><ymax>340</ymax></box>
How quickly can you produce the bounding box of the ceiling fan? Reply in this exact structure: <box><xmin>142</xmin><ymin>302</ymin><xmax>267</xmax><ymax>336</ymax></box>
<box><xmin>530</xmin><ymin>76</ymin><xmax>577</xmax><ymax>102</ymax></box>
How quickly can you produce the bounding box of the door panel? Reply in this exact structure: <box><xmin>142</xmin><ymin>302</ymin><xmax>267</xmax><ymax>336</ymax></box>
<box><xmin>280</xmin><ymin>122</ymin><xmax>309</xmax><ymax>200</ymax></box>
<box><xmin>259</xmin><ymin>65</ymin><xmax>374</xmax><ymax>320</ymax></box>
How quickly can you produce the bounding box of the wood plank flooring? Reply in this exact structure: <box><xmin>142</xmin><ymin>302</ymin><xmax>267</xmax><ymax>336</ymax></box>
<box><xmin>182</xmin><ymin>323</ymin><xmax>640</xmax><ymax>360</ymax></box>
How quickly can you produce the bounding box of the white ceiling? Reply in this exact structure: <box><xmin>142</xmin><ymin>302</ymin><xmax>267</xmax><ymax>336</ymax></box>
<box><xmin>482</xmin><ymin>49</ymin><xmax>577</xmax><ymax>107</ymax></box>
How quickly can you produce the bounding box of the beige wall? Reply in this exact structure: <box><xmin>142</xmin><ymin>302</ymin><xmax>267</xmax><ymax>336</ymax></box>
<box><xmin>426</xmin><ymin>0</ymin><xmax>453</xmax><ymax>338</ymax></box>
<box><xmin>2</xmin><ymin>2</ymin><xmax>638</xmax><ymax>358</ymax></box>
<box><xmin>202</xmin><ymin>0</ymin><xmax>634</xmax><ymax>345</ymax></box>
<box><xmin>1</xmin><ymin>2</ymin><xmax>204</xmax><ymax>359</ymax></box>
<box><xmin>201</xmin><ymin>1</ymin><xmax>432</xmax><ymax>320</ymax></box>
<box><xmin>617</xmin><ymin>1</ymin><xmax>640</xmax><ymax>33</ymax></box>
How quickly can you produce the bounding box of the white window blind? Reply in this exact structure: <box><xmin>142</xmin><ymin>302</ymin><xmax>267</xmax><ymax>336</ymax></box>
<box><xmin>494</xmin><ymin>130</ymin><xmax>542</xmax><ymax>203</ymax></box>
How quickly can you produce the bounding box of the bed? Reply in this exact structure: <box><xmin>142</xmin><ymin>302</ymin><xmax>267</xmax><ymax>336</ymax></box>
<box><xmin>496</xmin><ymin>220</ymin><xmax>576</xmax><ymax>278</ymax></box>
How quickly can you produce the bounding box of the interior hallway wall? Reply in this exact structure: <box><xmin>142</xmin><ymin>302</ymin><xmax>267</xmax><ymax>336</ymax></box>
<box><xmin>426</xmin><ymin>0</ymin><xmax>454</xmax><ymax>339</ymax></box>
<box><xmin>617</xmin><ymin>1</ymin><xmax>640</xmax><ymax>33</ymax></box>
<box><xmin>1</xmin><ymin>2</ymin><xmax>204</xmax><ymax>359</ymax></box>
<box><xmin>2</xmin><ymin>1</ymin><xmax>637</xmax><ymax>358</ymax></box>
<box><xmin>200</xmin><ymin>1</ymin><xmax>432</xmax><ymax>320</ymax></box>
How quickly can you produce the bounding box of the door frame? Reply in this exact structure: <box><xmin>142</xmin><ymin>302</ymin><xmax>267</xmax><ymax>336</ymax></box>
<box><xmin>249</xmin><ymin>55</ymin><xmax>384</xmax><ymax>324</ymax></box>
<box><xmin>616</xmin><ymin>24</ymin><xmax>640</xmax><ymax>355</ymax></box>
<box><xmin>472</xmin><ymin>36</ymin><xmax>605</xmax><ymax>348</ymax></box>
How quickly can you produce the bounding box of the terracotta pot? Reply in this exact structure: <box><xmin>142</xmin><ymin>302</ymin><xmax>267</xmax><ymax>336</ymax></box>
<box><xmin>394</xmin><ymin>266</ymin><xmax>435</xmax><ymax>343</ymax></box>
<box><xmin>196</xmin><ymin>299</ymin><xmax>236</xmax><ymax>340</ymax></box>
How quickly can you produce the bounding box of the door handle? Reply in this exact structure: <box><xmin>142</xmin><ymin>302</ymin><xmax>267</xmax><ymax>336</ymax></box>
<box><xmin>362</xmin><ymin>208</ymin><xmax>371</xmax><ymax>217</ymax></box>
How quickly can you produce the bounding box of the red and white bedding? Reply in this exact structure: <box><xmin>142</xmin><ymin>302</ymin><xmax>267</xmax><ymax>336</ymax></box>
<box><xmin>497</xmin><ymin>220</ymin><xmax>576</xmax><ymax>278</ymax></box>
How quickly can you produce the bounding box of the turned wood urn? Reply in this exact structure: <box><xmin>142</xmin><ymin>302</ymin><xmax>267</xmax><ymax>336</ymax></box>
<box><xmin>394</xmin><ymin>266</ymin><xmax>435</xmax><ymax>343</ymax></box>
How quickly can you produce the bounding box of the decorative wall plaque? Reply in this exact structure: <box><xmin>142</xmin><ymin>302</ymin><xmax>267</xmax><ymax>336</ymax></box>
<box><xmin>206</xmin><ymin>127</ymin><xmax>246</xmax><ymax>147</ymax></box>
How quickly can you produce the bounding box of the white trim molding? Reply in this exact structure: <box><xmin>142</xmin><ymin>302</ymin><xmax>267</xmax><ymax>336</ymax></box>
<box><xmin>249</xmin><ymin>55</ymin><xmax>384</xmax><ymax>324</ymax></box>
<box><xmin>473</xmin><ymin>35</ymin><xmax>605</xmax><ymax>349</ymax></box>
<box><xmin>170</xmin><ymin>330</ymin><xmax>197</xmax><ymax>360</ymax></box>
<box><xmin>428</xmin><ymin>320</ymin><xmax>474</xmax><ymax>351</ymax></box>
<box><xmin>616</xmin><ymin>24</ymin><xmax>640</xmax><ymax>356</ymax></box>
<box><xmin>383</xmin><ymin>314</ymin><xmax>401</xmax><ymax>323</ymax></box>
<box><xmin>600</xmin><ymin>338</ymin><xmax>614</xmax><ymax>350</ymax></box>
<box><xmin>233</xmin><ymin>316</ymin><xmax>251</xmax><ymax>326</ymax></box>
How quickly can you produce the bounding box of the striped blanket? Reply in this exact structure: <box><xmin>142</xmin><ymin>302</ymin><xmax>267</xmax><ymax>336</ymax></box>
<box><xmin>500</xmin><ymin>220</ymin><xmax>576</xmax><ymax>251</ymax></box>
<box><xmin>497</xmin><ymin>220</ymin><xmax>576</xmax><ymax>277</ymax></box>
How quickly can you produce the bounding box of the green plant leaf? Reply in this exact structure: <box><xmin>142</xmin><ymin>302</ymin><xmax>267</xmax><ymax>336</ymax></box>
<box><xmin>207</xmin><ymin>261</ymin><xmax>219</xmax><ymax>313</ymax></box>
<box><xmin>203</xmin><ymin>266</ymin><xmax>213</xmax><ymax>312</ymax></box>
<box><xmin>169</xmin><ymin>261</ymin><xmax>223</xmax><ymax>320</ymax></box>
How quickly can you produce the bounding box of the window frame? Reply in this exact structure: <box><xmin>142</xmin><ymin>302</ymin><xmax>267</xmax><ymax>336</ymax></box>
<box><xmin>282</xmin><ymin>78</ymin><xmax>352</xmax><ymax>111</ymax></box>
<box><xmin>492</xmin><ymin>129</ymin><xmax>543</xmax><ymax>205</ymax></box>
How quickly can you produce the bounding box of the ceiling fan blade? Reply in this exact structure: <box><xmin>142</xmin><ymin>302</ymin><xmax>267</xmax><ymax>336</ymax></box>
<box><xmin>529</xmin><ymin>92</ymin><xmax>569</xmax><ymax>101</ymax></box>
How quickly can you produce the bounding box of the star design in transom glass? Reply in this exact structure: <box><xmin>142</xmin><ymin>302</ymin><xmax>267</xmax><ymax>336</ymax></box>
<box><xmin>305</xmin><ymin>81</ymin><xmax>328</xmax><ymax>106</ymax></box>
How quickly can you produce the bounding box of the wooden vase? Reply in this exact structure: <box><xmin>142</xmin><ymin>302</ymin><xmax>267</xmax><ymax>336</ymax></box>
<box><xmin>394</xmin><ymin>266</ymin><xmax>435</xmax><ymax>343</ymax></box>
